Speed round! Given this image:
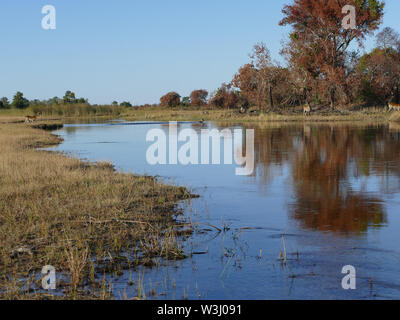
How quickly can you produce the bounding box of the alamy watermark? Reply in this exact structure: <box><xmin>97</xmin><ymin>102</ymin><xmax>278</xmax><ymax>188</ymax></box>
<box><xmin>40</xmin><ymin>4</ymin><xmax>355</xmax><ymax>31</ymax></box>
<box><xmin>341</xmin><ymin>265</ymin><xmax>356</xmax><ymax>290</ymax></box>
<box><xmin>42</xmin><ymin>5</ymin><xmax>56</xmax><ymax>30</ymax></box>
<box><xmin>41</xmin><ymin>265</ymin><xmax>56</xmax><ymax>290</ymax></box>
<box><xmin>342</xmin><ymin>5</ymin><xmax>356</xmax><ymax>30</ymax></box>
<box><xmin>146</xmin><ymin>122</ymin><xmax>255</xmax><ymax>176</ymax></box>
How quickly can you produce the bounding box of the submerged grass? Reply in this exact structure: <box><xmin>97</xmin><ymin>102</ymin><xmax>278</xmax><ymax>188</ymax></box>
<box><xmin>0</xmin><ymin>121</ymin><xmax>196</xmax><ymax>299</ymax></box>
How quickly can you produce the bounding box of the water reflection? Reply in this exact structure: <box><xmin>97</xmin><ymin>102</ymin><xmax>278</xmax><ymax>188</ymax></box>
<box><xmin>246</xmin><ymin>123</ymin><xmax>400</xmax><ymax>235</ymax></box>
<box><xmin>61</xmin><ymin>121</ymin><xmax>399</xmax><ymax>236</ymax></box>
<box><xmin>50</xmin><ymin>121</ymin><xmax>400</xmax><ymax>299</ymax></box>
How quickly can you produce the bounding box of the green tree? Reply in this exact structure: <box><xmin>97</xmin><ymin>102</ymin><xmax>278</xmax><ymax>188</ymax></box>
<box><xmin>63</xmin><ymin>91</ymin><xmax>76</xmax><ymax>104</ymax></box>
<box><xmin>120</xmin><ymin>101</ymin><xmax>132</xmax><ymax>107</ymax></box>
<box><xmin>30</xmin><ymin>99</ymin><xmax>42</xmax><ymax>106</ymax></box>
<box><xmin>48</xmin><ymin>97</ymin><xmax>61</xmax><ymax>106</ymax></box>
<box><xmin>0</xmin><ymin>97</ymin><xmax>10</xmax><ymax>109</ymax></box>
<box><xmin>12</xmin><ymin>92</ymin><xmax>29</xmax><ymax>109</ymax></box>
<box><xmin>181</xmin><ymin>96</ymin><xmax>191</xmax><ymax>106</ymax></box>
<box><xmin>76</xmin><ymin>98</ymin><xmax>88</xmax><ymax>104</ymax></box>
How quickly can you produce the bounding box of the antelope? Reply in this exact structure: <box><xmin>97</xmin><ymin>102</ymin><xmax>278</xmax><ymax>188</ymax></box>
<box><xmin>388</xmin><ymin>102</ymin><xmax>400</xmax><ymax>112</ymax></box>
<box><xmin>25</xmin><ymin>115</ymin><xmax>37</xmax><ymax>123</ymax></box>
<box><xmin>303</xmin><ymin>103</ymin><xmax>311</xmax><ymax>116</ymax></box>
<box><xmin>239</xmin><ymin>107</ymin><xmax>247</xmax><ymax>114</ymax></box>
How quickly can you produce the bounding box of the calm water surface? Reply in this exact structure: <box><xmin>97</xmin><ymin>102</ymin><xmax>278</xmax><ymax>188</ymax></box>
<box><xmin>48</xmin><ymin>121</ymin><xmax>400</xmax><ymax>300</ymax></box>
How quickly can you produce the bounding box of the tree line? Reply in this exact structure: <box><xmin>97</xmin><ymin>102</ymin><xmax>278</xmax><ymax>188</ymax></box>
<box><xmin>0</xmin><ymin>90</ymin><xmax>134</xmax><ymax>110</ymax></box>
<box><xmin>160</xmin><ymin>0</ymin><xmax>399</xmax><ymax>111</ymax></box>
<box><xmin>3</xmin><ymin>1</ymin><xmax>396</xmax><ymax>112</ymax></box>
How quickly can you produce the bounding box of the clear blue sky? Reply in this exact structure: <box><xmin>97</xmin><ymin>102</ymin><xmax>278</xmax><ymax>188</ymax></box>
<box><xmin>0</xmin><ymin>0</ymin><xmax>399</xmax><ymax>105</ymax></box>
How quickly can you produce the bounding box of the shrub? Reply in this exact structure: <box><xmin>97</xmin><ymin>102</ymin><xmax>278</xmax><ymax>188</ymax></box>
<box><xmin>160</xmin><ymin>92</ymin><xmax>181</xmax><ymax>107</ymax></box>
<box><xmin>190</xmin><ymin>90</ymin><xmax>208</xmax><ymax>106</ymax></box>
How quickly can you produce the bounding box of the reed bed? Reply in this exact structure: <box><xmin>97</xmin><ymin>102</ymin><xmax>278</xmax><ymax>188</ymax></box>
<box><xmin>29</xmin><ymin>104</ymin><xmax>123</xmax><ymax>117</ymax></box>
<box><xmin>1</xmin><ymin>105</ymin><xmax>394</xmax><ymax>124</ymax></box>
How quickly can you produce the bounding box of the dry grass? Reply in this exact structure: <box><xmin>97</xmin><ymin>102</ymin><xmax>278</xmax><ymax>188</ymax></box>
<box><xmin>2</xmin><ymin>105</ymin><xmax>393</xmax><ymax>124</ymax></box>
<box><xmin>122</xmin><ymin>106</ymin><xmax>391</xmax><ymax>123</ymax></box>
<box><xmin>389</xmin><ymin>111</ymin><xmax>400</xmax><ymax>122</ymax></box>
<box><xmin>29</xmin><ymin>104</ymin><xmax>124</xmax><ymax>117</ymax></box>
<box><xmin>0</xmin><ymin>122</ymin><xmax>196</xmax><ymax>299</ymax></box>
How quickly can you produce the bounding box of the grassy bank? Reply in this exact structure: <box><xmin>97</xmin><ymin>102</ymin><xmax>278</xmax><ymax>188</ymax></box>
<box><xmin>122</xmin><ymin>106</ymin><xmax>395</xmax><ymax>123</ymax></box>
<box><xmin>3</xmin><ymin>105</ymin><xmax>399</xmax><ymax>124</ymax></box>
<box><xmin>0</xmin><ymin>121</ymin><xmax>196</xmax><ymax>299</ymax></box>
<box><xmin>0</xmin><ymin>104</ymin><xmax>124</xmax><ymax>118</ymax></box>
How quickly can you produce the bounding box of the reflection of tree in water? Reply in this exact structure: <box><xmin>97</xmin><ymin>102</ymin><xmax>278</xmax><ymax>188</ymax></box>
<box><xmin>244</xmin><ymin>124</ymin><xmax>300</xmax><ymax>189</ymax></box>
<box><xmin>244</xmin><ymin>123</ymin><xmax>400</xmax><ymax>235</ymax></box>
<box><xmin>289</xmin><ymin>124</ymin><xmax>398</xmax><ymax>235</ymax></box>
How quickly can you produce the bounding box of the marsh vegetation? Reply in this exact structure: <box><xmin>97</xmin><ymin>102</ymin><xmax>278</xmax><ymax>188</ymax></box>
<box><xmin>0</xmin><ymin>122</ymin><xmax>197</xmax><ymax>299</ymax></box>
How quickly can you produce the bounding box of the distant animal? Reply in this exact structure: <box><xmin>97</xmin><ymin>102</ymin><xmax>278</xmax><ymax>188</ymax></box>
<box><xmin>303</xmin><ymin>104</ymin><xmax>311</xmax><ymax>116</ymax></box>
<box><xmin>389</xmin><ymin>102</ymin><xmax>400</xmax><ymax>112</ymax></box>
<box><xmin>239</xmin><ymin>107</ymin><xmax>247</xmax><ymax>114</ymax></box>
<box><xmin>202</xmin><ymin>111</ymin><xmax>209</xmax><ymax>115</ymax></box>
<box><xmin>25</xmin><ymin>115</ymin><xmax>37</xmax><ymax>123</ymax></box>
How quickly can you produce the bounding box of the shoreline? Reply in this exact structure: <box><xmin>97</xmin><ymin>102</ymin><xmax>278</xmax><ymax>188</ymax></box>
<box><xmin>2</xmin><ymin>107</ymin><xmax>400</xmax><ymax>124</ymax></box>
<box><xmin>0</xmin><ymin>120</ymin><xmax>197</xmax><ymax>299</ymax></box>
<box><xmin>1</xmin><ymin>115</ymin><xmax>399</xmax><ymax>299</ymax></box>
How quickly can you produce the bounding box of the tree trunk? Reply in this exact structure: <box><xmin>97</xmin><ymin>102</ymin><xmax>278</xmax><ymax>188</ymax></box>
<box><xmin>303</xmin><ymin>87</ymin><xmax>308</xmax><ymax>104</ymax></box>
<box><xmin>269</xmin><ymin>84</ymin><xmax>274</xmax><ymax>110</ymax></box>
<box><xmin>330</xmin><ymin>87</ymin><xmax>336</xmax><ymax>110</ymax></box>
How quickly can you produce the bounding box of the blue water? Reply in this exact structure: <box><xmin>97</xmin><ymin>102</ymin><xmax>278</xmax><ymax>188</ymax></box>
<box><xmin>48</xmin><ymin>121</ymin><xmax>400</xmax><ymax>300</ymax></box>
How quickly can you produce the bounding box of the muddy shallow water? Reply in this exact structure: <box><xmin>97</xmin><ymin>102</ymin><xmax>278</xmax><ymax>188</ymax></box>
<box><xmin>48</xmin><ymin>121</ymin><xmax>400</xmax><ymax>300</ymax></box>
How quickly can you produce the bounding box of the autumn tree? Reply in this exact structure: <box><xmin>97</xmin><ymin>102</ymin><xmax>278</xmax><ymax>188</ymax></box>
<box><xmin>269</xmin><ymin>67</ymin><xmax>305</xmax><ymax>108</ymax></box>
<box><xmin>231</xmin><ymin>44</ymin><xmax>281</xmax><ymax>111</ymax></box>
<box><xmin>210</xmin><ymin>83</ymin><xmax>248</xmax><ymax>109</ymax></box>
<box><xmin>231</xmin><ymin>63</ymin><xmax>258</xmax><ymax>106</ymax></box>
<box><xmin>250</xmin><ymin>43</ymin><xmax>280</xmax><ymax>111</ymax></box>
<box><xmin>280</xmin><ymin>0</ymin><xmax>385</xmax><ymax>110</ymax></box>
<box><xmin>356</xmin><ymin>28</ymin><xmax>400</xmax><ymax>105</ymax></box>
<box><xmin>232</xmin><ymin>62</ymin><xmax>298</xmax><ymax>110</ymax></box>
<box><xmin>190</xmin><ymin>89</ymin><xmax>208</xmax><ymax>106</ymax></box>
<box><xmin>376</xmin><ymin>27</ymin><xmax>400</xmax><ymax>50</ymax></box>
<box><xmin>160</xmin><ymin>92</ymin><xmax>181</xmax><ymax>107</ymax></box>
